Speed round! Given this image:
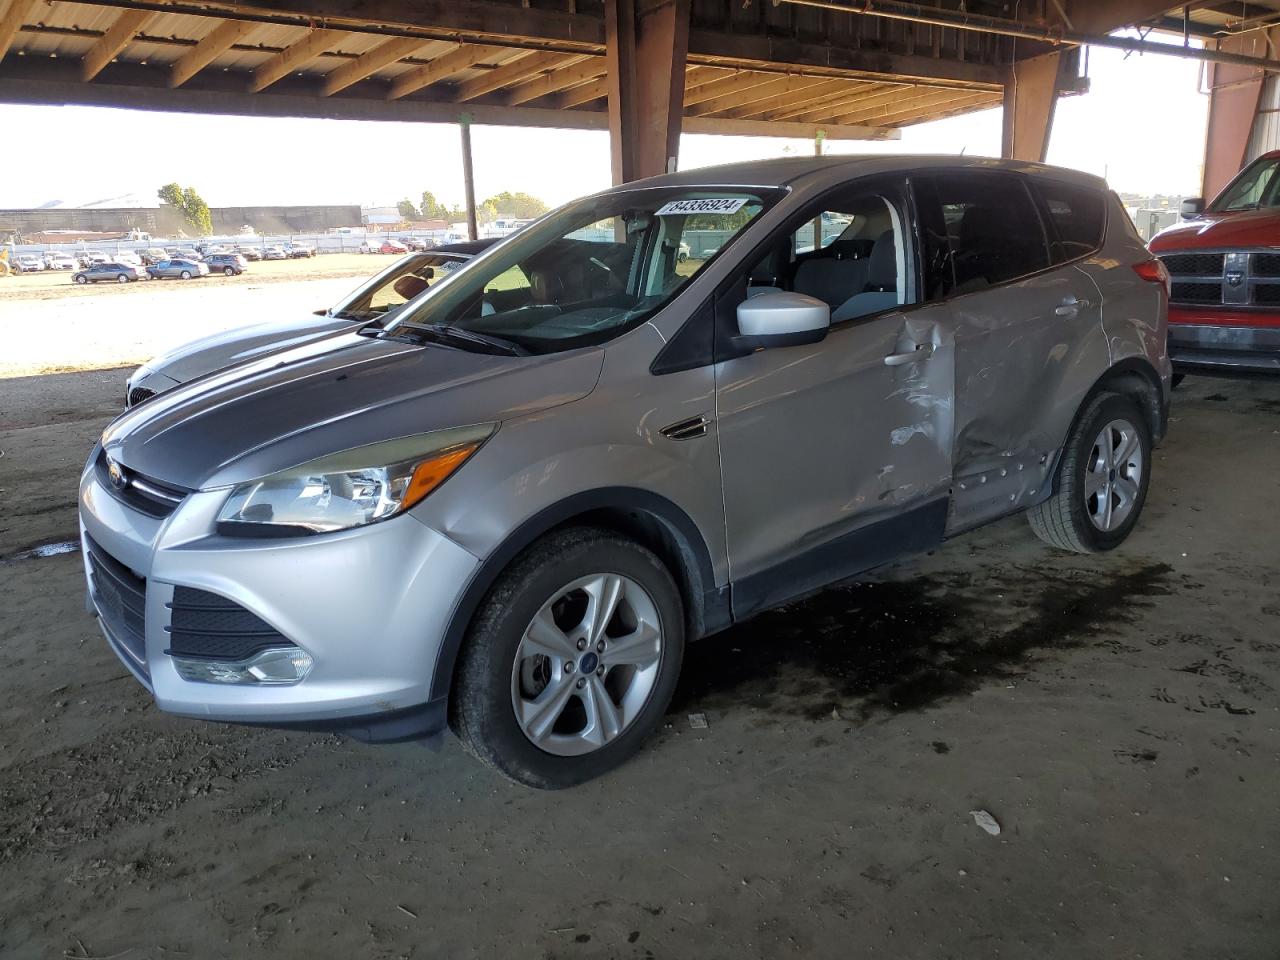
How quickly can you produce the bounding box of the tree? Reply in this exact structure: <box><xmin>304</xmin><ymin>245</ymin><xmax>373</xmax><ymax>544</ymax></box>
<box><xmin>481</xmin><ymin>191</ymin><xmax>549</xmax><ymax>220</ymax></box>
<box><xmin>419</xmin><ymin>191</ymin><xmax>451</xmax><ymax>222</ymax></box>
<box><xmin>397</xmin><ymin>199</ymin><xmax>421</xmax><ymax>220</ymax></box>
<box><xmin>157</xmin><ymin>182</ymin><xmax>213</xmax><ymax>236</ymax></box>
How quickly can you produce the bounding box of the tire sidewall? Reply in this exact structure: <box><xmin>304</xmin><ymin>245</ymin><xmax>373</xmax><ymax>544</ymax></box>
<box><xmin>456</xmin><ymin>532</ymin><xmax>684</xmax><ymax>788</ymax></box>
<box><xmin>1064</xmin><ymin>394</ymin><xmax>1152</xmax><ymax>551</ymax></box>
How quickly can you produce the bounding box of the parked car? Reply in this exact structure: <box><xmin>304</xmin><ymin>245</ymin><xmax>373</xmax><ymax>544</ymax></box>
<box><xmin>174</xmin><ymin>248</ymin><xmax>204</xmax><ymax>261</ymax></box>
<box><xmin>124</xmin><ymin>241</ymin><xmax>495</xmax><ymax>405</ymax></box>
<box><xmin>288</xmin><ymin>243</ymin><xmax>316</xmax><ymax>258</ymax></box>
<box><xmin>1151</xmin><ymin>150</ymin><xmax>1280</xmax><ymax>375</ymax></box>
<box><xmin>360</xmin><ymin>238</ymin><xmax>408</xmax><ymax>254</ymax></box>
<box><xmin>86</xmin><ymin>158</ymin><xmax>1169</xmax><ymax>787</ymax></box>
<box><xmin>204</xmin><ymin>253</ymin><xmax>249</xmax><ymax>276</ymax></box>
<box><xmin>73</xmin><ymin>262</ymin><xmax>147</xmax><ymax>284</ymax></box>
<box><xmin>262</xmin><ymin>246</ymin><xmax>288</xmax><ymax>261</ymax></box>
<box><xmin>146</xmin><ymin>258</ymin><xmax>210</xmax><ymax>280</ymax></box>
<box><xmin>44</xmin><ymin>252</ymin><xmax>78</xmax><ymax>270</ymax></box>
<box><xmin>237</xmin><ymin>246</ymin><xmax>262</xmax><ymax>261</ymax></box>
<box><xmin>404</xmin><ymin>237</ymin><xmax>437</xmax><ymax>251</ymax></box>
<box><xmin>15</xmin><ymin>255</ymin><xmax>44</xmax><ymax>272</ymax></box>
<box><xmin>140</xmin><ymin>248</ymin><xmax>170</xmax><ymax>266</ymax></box>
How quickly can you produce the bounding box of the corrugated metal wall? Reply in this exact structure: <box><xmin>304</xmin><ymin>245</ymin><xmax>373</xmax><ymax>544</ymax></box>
<box><xmin>1246</xmin><ymin>74</ymin><xmax>1280</xmax><ymax>162</ymax></box>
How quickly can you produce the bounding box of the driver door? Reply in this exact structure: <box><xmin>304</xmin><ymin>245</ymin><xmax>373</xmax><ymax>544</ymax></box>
<box><xmin>714</xmin><ymin>178</ymin><xmax>956</xmax><ymax>618</ymax></box>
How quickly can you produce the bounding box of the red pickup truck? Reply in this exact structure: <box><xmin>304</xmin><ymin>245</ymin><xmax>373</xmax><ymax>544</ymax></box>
<box><xmin>1150</xmin><ymin>150</ymin><xmax>1280</xmax><ymax>374</ymax></box>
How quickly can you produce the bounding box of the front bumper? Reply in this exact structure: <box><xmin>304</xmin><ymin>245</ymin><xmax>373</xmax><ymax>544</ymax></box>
<box><xmin>79</xmin><ymin>461</ymin><xmax>479</xmax><ymax>740</ymax></box>
<box><xmin>1168</xmin><ymin>323</ymin><xmax>1280</xmax><ymax>374</ymax></box>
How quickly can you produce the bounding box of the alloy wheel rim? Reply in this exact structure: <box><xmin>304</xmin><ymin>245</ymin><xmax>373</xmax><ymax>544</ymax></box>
<box><xmin>1084</xmin><ymin>418</ymin><xmax>1143</xmax><ymax>532</ymax></box>
<box><xmin>510</xmin><ymin>573</ymin><xmax>663</xmax><ymax>757</ymax></box>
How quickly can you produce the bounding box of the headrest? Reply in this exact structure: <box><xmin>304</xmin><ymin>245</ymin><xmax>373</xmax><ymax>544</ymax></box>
<box><xmin>867</xmin><ymin>231</ymin><xmax>897</xmax><ymax>287</ymax></box>
<box><xmin>393</xmin><ymin>275</ymin><xmax>429</xmax><ymax>301</ymax></box>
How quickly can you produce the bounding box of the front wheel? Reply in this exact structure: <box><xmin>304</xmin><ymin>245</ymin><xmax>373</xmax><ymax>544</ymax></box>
<box><xmin>74</xmin><ymin>274</ymin><xmax>88</xmax><ymax>284</ymax></box>
<box><xmin>1028</xmin><ymin>391</ymin><xmax>1152</xmax><ymax>553</ymax></box>
<box><xmin>451</xmin><ymin>528</ymin><xmax>684</xmax><ymax>789</ymax></box>
<box><xmin>224</xmin><ymin>266</ymin><xmax>235</xmax><ymax>276</ymax></box>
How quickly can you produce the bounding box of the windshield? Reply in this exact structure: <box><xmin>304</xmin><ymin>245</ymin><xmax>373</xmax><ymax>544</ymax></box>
<box><xmin>328</xmin><ymin>252</ymin><xmax>473</xmax><ymax>322</ymax></box>
<box><xmin>383</xmin><ymin>186</ymin><xmax>781</xmax><ymax>353</ymax></box>
<box><xmin>1210</xmin><ymin>156</ymin><xmax>1280</xmax><ymax>212</ymax></box>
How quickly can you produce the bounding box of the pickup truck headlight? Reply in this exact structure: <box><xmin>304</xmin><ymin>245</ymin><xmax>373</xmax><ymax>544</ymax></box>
<box><xmin>216</xmin><ymin>424</ymin><xmax>494</xmax><ymax>536</ymax></box>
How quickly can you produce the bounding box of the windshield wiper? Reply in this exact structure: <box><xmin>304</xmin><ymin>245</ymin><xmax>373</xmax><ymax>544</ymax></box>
<box><xmin>395</xmin><ymin>322</ymin><xmax>527</xmax><ymax>356</ymax></box>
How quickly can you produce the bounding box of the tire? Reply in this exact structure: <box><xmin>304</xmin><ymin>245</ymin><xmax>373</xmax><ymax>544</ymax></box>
<box><xmin>117</xmin><ymin>274</ymin><xmax>129</xmax><ymax>283</ymax></box>
<box><xmin>180</xmin><ymin>270</ymin><xmax>192</xmax><ymax>280</ymax></box>
<box><xmin>450</xmin><ymin>527</ymin><xmax>685</xmax><ymax>789</ymax></box>
<box><xmin>224</xmin><ymin>266</ymin><xmax>235</xmax><ymax>276</ymax></box>
<box><xmin>1028</xmin><ymin>391</ymin><xmax>1152</xmax><ymax>554</ymax></box>
<box><xmin>74</xmin><ymin>274</ymin><xmax>88</xmax><ymax>284</ymax></box>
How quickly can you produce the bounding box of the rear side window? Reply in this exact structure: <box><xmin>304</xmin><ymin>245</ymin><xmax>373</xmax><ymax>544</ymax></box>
<box><xmin>1033</xmin><ymin>179</ymin><xmax>1106</xmax><ymax>263</ymax></box>
<box><xmin>916</xmin><ymin>173</ymin><xmax>1051</xmax><ymax>297</ymax></box>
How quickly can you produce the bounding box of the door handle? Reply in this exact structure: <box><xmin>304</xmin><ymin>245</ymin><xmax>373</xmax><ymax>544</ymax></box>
<box><xmin>884</xmin><ymin>342</ymin><xmax>935</xmax><ymax>366</ymax></box>
<box><xmin>1055</xmin><ymin>297</ymin><xmax>1091</xmax><ymax>316</ymax></box>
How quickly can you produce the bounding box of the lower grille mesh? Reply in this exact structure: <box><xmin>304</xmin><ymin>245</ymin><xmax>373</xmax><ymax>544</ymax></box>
<box><xmin>86</xmin><ymin>535</ymin><xmax>149</xmax><ymax>675</ymax></box>
<box><xmin>166</xmin><ymin>586</ymin><xmax>290</xmax><ymax>661</ymax></box>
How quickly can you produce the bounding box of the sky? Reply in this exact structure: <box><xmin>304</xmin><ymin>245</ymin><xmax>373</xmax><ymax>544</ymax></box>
<box><xmin>0</xmin><ymin>33</ymin><xmax>1209</xmax><ymax>212</ymax></box>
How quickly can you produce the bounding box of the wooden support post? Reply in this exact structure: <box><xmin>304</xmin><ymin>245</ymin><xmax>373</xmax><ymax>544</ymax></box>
<box><xmin>460</xmin><ymin>113</ymin><xmax>478</xmax><ymax>242</ymax></box>
<box><xmin>1000</xmin><ymin>52</ymin><xmax>1062</xmax><ymax>162</ymax></box>
<box><xmin>606</xmin><ymin>0</ymin><xmax>691</xmax><ymax>184</ymax></box>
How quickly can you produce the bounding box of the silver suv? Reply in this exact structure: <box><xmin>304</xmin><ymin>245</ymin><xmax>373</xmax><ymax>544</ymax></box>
<box><xmin>79</xmin><ymin>157</ymin><xmax>1171</xmax><ymax>787</ymax></box>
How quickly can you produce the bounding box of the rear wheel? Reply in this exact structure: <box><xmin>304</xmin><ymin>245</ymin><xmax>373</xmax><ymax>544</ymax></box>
<box><xmin>451</xmin><ymin>528</ymin><xmax>684</xmax><ymax>789</ymax></box>
<box><xmin>180</xmin><ymin>270</ymin><xmax>192</xmax><ymax>280</ymax></box>
<box><xmin>224</xmin><ymin>266</ymin><xmax>235</xmax><ymax>276</ymax></box>
<box><xmin>116</xmin><ymin>274</ymin><xmax>129</xmax><ymax>283</ymax></box>
<box><xmin>1028</xmin><ymin>391</ymin><xmax>1152</xmax><ymax>553</ymax></box>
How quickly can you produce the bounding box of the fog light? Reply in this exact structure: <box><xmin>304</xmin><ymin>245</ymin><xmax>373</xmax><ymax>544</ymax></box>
<box><xmin>173</xmin><ymin>646</ymin><xmax>313</xmax><ymax>685</ymax></box>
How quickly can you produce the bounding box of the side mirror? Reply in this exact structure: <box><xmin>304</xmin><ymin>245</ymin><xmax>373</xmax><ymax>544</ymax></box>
<box><xmin>733</xmin><ymin>291</ymin><xmax>830</xmax><ymax>352</ymax></box>
<box><xmin>1180</xmin><ymin>197</ymin><xmax>1205</xmax><ymax>219</ymax></box>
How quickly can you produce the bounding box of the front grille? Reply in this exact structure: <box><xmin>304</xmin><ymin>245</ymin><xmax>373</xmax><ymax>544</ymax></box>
<box><xmin>85</xmin><ymin>535</ymin><xmax>148</xmax><ymax>675</ymax></box>
<box><xmin>1170</xmin><ymin>281</ymin><xmax>1222</xmax><ymax>304</ymax></box>
<box><xmin>165</xmin><ymin>586</ymin><xmax>290</xmax><ymax>662</ymax></box>
<box><xmin>128</xmin><ymin>386</ymin><xmax>156</xmax><ymax>407</ymax></box>
<box><xmin>1160</xmin><ymin>252</ymin><xmax>1224</xmax><ymax>276</ymax></box>
<box><xmin>1253</xmin><ymin>253</ymin><xmax>1280</xmax><ymax>278</ymax></box>
<box><xmin>1254</xmin><ymin>284</ymin><xmax>1280</xmax><ymax>305</ymax></box>
<box><xmin>95</xmin><ymin>449</ymin><xmax>188</xmax><ymax>519</ymax></box>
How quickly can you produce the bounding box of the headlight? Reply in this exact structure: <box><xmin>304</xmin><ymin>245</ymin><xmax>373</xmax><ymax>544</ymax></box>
<box><xmin>216</xmin><ymin>424</ymin><xmax>494</xmax><ymax>536</ymax></box>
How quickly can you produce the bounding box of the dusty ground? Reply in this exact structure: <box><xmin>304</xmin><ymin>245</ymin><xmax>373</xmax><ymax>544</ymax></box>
<box><xmin>0</xmin><ymin>369</ymin><xmax>1278</xmax><ymax>959</ymax></box>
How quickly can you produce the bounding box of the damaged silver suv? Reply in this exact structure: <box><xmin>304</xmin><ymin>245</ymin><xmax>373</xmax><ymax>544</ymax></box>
<box><xmin>79</xmin><ymin>157</ymin><xmax>1170</xmax><ymax>788</ymax></box>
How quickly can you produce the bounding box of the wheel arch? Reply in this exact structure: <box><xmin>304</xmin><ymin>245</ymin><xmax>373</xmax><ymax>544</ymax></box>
<box><xmin>429</xmin><ymin>487</ymin><xmax>727</xmax><ymax>703</ymax></box>
<box><xmin>1046</xmin><ymin>356</ymin><xmax>1167</xmax><ymax>497</ymax></box>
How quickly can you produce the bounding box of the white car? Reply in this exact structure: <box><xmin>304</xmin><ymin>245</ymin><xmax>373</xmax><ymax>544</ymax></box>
<box><xmin>262</xmin><ymin>246</ymin><xmax>288</xmax><ymax>261</ymax></box>
<box><xmin>15</xmin><ymin>255</ymin><xmax>44</xmax><ymax>272</ymax></box>
<box><xmin>44</xmin><ymin>253</ymin><xmax>78</xmax><ymax>270</ymax></box>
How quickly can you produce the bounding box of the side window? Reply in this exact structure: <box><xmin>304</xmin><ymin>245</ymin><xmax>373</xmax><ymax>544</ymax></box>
<box><xmin>1034</xmin><ymin>180</ymin><xmax>1106</xmax><ymax>263</ymax></box>
<box><xmin>744</xmin><ymin>189</ymin><xmax>910</xmax><ymax>323</ymax></box>
<box><xmin>925</xmin><ymin>173</ymin><xmax>1051</xmax><ymax>295</ymax></box>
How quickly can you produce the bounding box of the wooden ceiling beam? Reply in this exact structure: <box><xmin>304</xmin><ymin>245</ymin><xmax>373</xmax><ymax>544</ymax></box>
<box><xmin>321</xmin><ymin>34</ymin><xmax>426</xmax><ymax>96</ymax></box>
<box><xmin>786</xmin><ymin>84</ymin><xmax>927</xmax><ymax>122</ymax></box>
<box><xmin>450</xmin><ymin>49</ymin><xmax>569</xmax><ymax>102</ymax></box>
<box><xmin>877</xmin><ymin>92</ymin><xmax>1000</xmax><ymax>126</ymax></box>
<box><xmin>81</xmin><ymin>8</ymin><xmax>157</xmax><ymax>81</ymax></box>
<box><xmin>719</xmin><ymin>78</ymin><xmax>855</xmax><ymax>119</ymax></box>
<box><xmin>0</xmin><ymin>0</ymin><xmax>40</xmax><ymax>63</ymax></box>
<box><xmin>687</xmin><ymin>74</ymin><xmax>835</xmax><ymax>118</ymax></box>
<box><xmin>250</xmin><ymin>26</ymin><xmax>347</xmax><ymax>92</ymax></box>
<box><xmin>762</xmin><ymin>82</ymin><xmax>896</xmax><ymax>121</ymax></box>
<box><xmin>683</xmin><ymin>70</ymin><xmax>778</xmax><ymax>107</ymax></box>
<box><xmin>387</xmin><ymin>42</ymin><xmax>506</xmax><ymax>100</ymax></box>
<box><xmin>554</xmin><ymin>75</ymin><xmax>609</xmax><ymax>108</ymax></box>
<box><xmin>502</xmin><ymin>55</ymin><xmax>602</xmax><ymax>105</ymax></box>
<box><xmin>170</xmin><ymin>18</ymin><xmax>262</xmax><ymax>88</ymax></box>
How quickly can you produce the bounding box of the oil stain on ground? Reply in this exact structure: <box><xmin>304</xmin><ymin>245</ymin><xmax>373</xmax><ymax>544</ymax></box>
<box><xmin>672</xmin><ymin>563</ymin><xmax>1173</xmax><ymax>721</ymax></box>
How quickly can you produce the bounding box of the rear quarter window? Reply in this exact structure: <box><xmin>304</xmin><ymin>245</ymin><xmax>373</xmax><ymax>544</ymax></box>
<box><xmin>1032</xmin><ymin>179</ymin><xmax>1106</xmax><ymax>263</ymax></box>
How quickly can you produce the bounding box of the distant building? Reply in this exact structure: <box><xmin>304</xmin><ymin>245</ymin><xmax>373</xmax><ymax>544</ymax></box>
<box><xmin>0</xmin><ymin>204</ymin><xmax>362</xmax><ymax>237</ymax></box>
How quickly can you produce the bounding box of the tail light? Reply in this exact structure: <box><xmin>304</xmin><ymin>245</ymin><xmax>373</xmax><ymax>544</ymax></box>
<box><xmin>1133</xmin><ymin>258</ymin><xmax>1171</xmax><ymax>293</ymax></box>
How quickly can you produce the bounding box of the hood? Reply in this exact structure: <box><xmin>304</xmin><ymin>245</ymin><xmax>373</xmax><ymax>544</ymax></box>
<box><xmin>1150</xmin><ymin>207</ymin><xmax>1280</xmax><ymax>251</ymax></box>
<box><xmin>103</xmin><ymin>333</ymin><xmax>605</xmax><ymax>490</ymax></box>
<box><xmin>141</xmin><ymin>314</ymin><xmax>356</xmax><ymax>384</ymax></box>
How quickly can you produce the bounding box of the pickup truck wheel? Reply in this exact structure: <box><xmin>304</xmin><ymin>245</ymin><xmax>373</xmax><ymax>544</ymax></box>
<box><xmin>450</xmin><ymin>528</ymin><xmax>684</xmax><ymax>789</ymax></box>
<box><xmin>1028</xmin><ymin>391</ymin><xmax>1151</xmax><ymax>553</ymax></box>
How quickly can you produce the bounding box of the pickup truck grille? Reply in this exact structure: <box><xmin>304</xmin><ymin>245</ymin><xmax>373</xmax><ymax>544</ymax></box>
<box><xmin>1159</xmin><ymin>250</ymin><xmax>1280</xmax><ymax>308</ymax></box>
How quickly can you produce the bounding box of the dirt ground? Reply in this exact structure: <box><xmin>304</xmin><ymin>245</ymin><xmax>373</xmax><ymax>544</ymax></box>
<box><xmin>0</xmin><ymin>368</ymin><xmax>1278</xmax><ymax>959</ymax></box>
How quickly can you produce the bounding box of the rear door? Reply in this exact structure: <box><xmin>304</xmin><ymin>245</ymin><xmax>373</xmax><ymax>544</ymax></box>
<box><xmin>714</xmin><ymin>176</ymin><xmax>955</xmax><ymax>618</ymax></box>
<box><xmin>913</xmin><ymin>171</ymin><xmax>1108</xmax><ymax>534</ymax></box>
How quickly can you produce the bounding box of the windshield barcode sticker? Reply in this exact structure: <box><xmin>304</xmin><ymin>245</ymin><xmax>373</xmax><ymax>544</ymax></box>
<box><xmin>656</xmin><ymin>198</ymin><xmax>748</xmax><ymax>216</ymax></box>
